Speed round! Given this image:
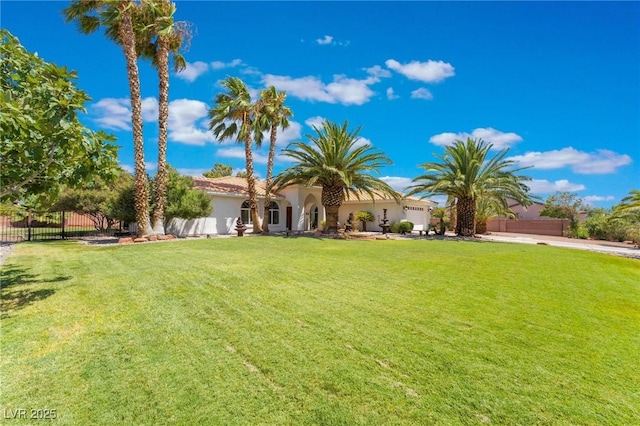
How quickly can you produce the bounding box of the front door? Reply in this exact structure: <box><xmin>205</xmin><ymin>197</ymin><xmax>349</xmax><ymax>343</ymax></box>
<box><xmin>286</xmin><ymin>206</ymin><xmax>292</xmax><ymax>230</ymax></box>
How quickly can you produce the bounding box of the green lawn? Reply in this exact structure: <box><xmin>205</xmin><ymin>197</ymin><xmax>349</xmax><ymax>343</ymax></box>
<box><xmin>1</xmin><ymin>237</ymin><xmax>639</xmax><ymax>425</ymax></box>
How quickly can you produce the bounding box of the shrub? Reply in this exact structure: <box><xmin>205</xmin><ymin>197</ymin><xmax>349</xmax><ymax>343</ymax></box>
<box><xmin>391</xmin><ymin>221</ymin><xmax>413</xmax><ymax>234</ymax></box>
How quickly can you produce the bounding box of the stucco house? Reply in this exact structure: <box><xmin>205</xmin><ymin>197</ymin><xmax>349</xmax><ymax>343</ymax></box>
<box><xmin>166</xmin><ymin>176</ymin><xmax>436</xmax><ymax>236</ymax></box>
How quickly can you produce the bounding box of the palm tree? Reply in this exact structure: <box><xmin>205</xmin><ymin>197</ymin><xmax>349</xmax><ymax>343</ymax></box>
<box><xmin>615</xmin><ymin>189</ymin><xmax>640</xmax><ymax>213</ymax></box>
<box><xmin>64</xmin><ymin>0</ymin><xmax>153</xmax><ymax>237</ymax></box>
<box><xmin>135</xmin><ymin>0</ymin><xmax>190</xmax><ymax>235</ymax></box>
<box><xmin>255</xmin><ymin>86</ymin><xmax>292</xmax><ymax>233</ymax></box>
<box><xmin>208</xmin><ymin>77</ymin><xmax>262</xmax><ymax>232</ymax></box>
<box><xmin>474</xmin><ymin>195</ymin><xmax>515</xmax><ymax>234</ymax></box>
<box><xmin>407</xmin><ymin>138</ymin><xmax>535</xmax><ymax>236</ymax></box>
<box><xmin>274</xmin><ymin>120</ymin><xmax>399</xmax><ymax>233</ymax></box>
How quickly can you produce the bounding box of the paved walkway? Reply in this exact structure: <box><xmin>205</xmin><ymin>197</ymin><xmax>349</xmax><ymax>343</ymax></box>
<box><xmin>475</xmin><ymin>232</ymin><xmax>640</xmax><ymax>259</ymax></box>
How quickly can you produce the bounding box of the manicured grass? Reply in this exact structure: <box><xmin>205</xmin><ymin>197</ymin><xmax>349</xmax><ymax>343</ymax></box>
<box><xmin>1</xmin><ymin>237</ymin><xmax>639</xmax><ymax>424</ymax></box>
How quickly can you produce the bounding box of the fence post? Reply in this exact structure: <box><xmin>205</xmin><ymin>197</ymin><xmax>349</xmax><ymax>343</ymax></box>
<box><xmin>61</xmin><ymin>211</ymin><xmax>66</xmax><ymax>240</ymax></box>
<box><xmin>27</xmin><ymin>209</ymin><xmax>32</xmax><ymax>241</ymax></box>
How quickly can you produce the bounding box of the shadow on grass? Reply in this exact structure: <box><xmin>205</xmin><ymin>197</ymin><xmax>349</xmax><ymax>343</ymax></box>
<box><xmin>1</xmin><ymin>265</ymin><xmax>70</xmax><ymax>318</ymax></box>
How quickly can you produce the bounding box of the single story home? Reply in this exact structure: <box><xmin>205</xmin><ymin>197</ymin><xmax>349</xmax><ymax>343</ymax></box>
<box><xmin>166</xmin><ymin>176</ymin><xmax>436</xmax><ymax>236</ymax></box>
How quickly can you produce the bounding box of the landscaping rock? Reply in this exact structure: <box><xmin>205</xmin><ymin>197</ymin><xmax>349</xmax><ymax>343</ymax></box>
<box><xmin>147</xmin><ymin>235</ymin><xmax>158</xmax><ymax>242</ymax></box>
<box><xmin>157</xmin><ymin>234</ymin><xmax>171</xmax><ymax>240</ymax></box>
<box><xmin>133</xmin><ymin>237</ymin><xmax>148</xmax><ymax>243</ymax></box>
<box><xmin>118</xmin><ymin>237</ymin><xmax>133</xmax><ymax>244</ymax></box>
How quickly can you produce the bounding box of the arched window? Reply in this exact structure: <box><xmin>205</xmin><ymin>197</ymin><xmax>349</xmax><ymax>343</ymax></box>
<box><xmin>268</xmin><ymin>201</ymin><xmax>279</xmax><ymax>225</ymax></box>
<box><xmin>240</xmin><ymin>200</ymin><xmax>252</xmax><ymax>224</ymax></box>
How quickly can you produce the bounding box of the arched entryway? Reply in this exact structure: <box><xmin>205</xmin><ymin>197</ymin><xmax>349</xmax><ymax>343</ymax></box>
<box><xmin>303</xmin><ymin>194</ymin><xmax>320</xmax><ymax>231</ymax></box>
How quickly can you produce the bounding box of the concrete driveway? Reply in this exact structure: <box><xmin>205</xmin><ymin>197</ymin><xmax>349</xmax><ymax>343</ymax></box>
<box><xmin>476</xmin><ymin>232</ymin><xmax>640</xmax><ymax>259</ymax></box>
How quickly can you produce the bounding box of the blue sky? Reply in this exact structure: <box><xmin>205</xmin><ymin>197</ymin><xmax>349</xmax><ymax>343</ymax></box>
<box><xmin>3</xmin><ymin>1</ymin><xmax>639</xmax><ymax>207</ymax></box>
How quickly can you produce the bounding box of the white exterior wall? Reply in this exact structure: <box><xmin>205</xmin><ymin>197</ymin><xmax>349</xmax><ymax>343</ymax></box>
<box><xmin>166</xmin><ymin>193</ymin><xmax>288</xmax><ymax>237</ymax></box>
<box><xmin>165</xmin><ymin>185</ymin><xmax>434</xmax><ymax>236</ymax></box>
<box><xmin>340</xmin><ymin>201</ymin><xmax>431</xmax><ymax>232</ymax></box>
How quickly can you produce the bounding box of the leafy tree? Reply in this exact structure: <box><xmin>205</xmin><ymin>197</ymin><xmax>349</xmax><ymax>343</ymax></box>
<box><xmin>354</xmin><ymin>210</ymin><xmax>375</xmax><ymax>231</ymax></box>
<box><xmin>235</xmin><ymin>170</ymin><xmax>249</xmax><ymax>178</ymax></box>
<box><xmin>255</xmin><ymin>86</ymin><xmax>292</xmax><ymax>232</ymax></box>
<box><xmin>208</xmin><ymin>77</ymin><xmax>262</xmax><ymax>232</ymax></box>
<box><xmin>0</xmin><ymin>29</ymin><xmax>118</xmax><ymax>203</ymax></box>
<box><xmin>274</xmin><ymin>120</ymin><xmax>399</xmax><ymax>233</ymax></box>
<box><xmin>64</xmin><ymin>0</ymin><xmax>153</xmax><ymax>237</ymax></box>
<box><xmin>135</xmin><ymin>0</ymin><xmax>191</xmax><ymax>235</ymax></box>
<box><xmin>162</xmin><ymin>166</ymin><xmax>212</xmax><ymax>221</ymax></box>
<box><xmin>203</xmin><ymin>163</ymin><xmax>233</xmax><ymax>178</ymax></box>
<box><xmin>540</xmin><ymin>191</ymin><xmax>584</xmax><ymax>237</ymax></box>
<box><xmin>51</xmin><ymin>170</ymin><xmax>134</xmax><ymax>231</ymax></box>
<box><xmin>408</xmin><ymin>138</ymin><xmax>536</xmax><ymax>236</ymax></box>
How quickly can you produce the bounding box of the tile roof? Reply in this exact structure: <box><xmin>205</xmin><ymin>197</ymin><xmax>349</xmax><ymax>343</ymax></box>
<box><xmin>192</xmin><ymin>176</ymin><xmax>282</xmax><ymax>197</ymax></box>
<box><xmin>192</xmin><ymin>176</ymin><xmax>435</xmax><ymax>204</ymax></box>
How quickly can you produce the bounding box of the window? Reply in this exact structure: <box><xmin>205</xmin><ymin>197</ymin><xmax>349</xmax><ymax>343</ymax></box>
<box><xmin>268</xmin><ymin>201</ymin><xmax>279</xmax><ymax>225</ymax></box>
<box><xmin>240</xmin><ymin>200</ymin><xmax>252</xmax><ymax>225</ymax></box>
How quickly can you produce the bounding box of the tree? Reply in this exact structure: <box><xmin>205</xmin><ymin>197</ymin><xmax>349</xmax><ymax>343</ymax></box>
<box><xmin>208</xmin><ymin>77</ymin><xmax>262</xmax><ymax>232</ymax></box>
<box><xmin>408</xmin><ymin>138</ymin><xmax>536</xmax><ymax>237</ymax></box>
<box><xmin>162</xmin><ymin>166</ymin><xmax>212</xmax><ymax>221</ymax></box>
<box><xmin>474</xmin><ymin>195</ymin><xmax>515</xmax><ymax>234</ymax></box>
<box><xmin>51</xmin><ymin>170</ymin><xmax>134</xmax><ymax>231</ymax></box>
<box><xmin>0</xmin><ymin>29</ymin><xmax>118</xmax><ymax>204</ymax></box>
<box><xmin>274</xmin><ymin>120</ymin><xmax>399</xmax><ymax>233</ymax></box>
<box><xmin>430</xmin><ymin>207</ymin><xmax>449</xmax><ymax>235</ymax></box>
<box><xmin>540</xmin><ymin>191</ymin><xmax>584</xmax><ymax>237</ymax></box>
<box><xmin>135</xmin><ymin>0</ymin><xmax>191</xmax><ymax>235</ymax></box>
<box><xmin>255</xmin><ymin>86</ymin><xmax>292</xmax><ymax>232</ymax></box>
<box><xmin>203</xmin><ymin>163</ymin><xmax>233</xmax><ymax>178</ymax></box>
<box><xmin>614</xmin><ymin>189</ymin><xmax>640</xmax><ymax>214</ymax></box>
<box><xmin>235</xmin><ymin>170</ymin><xmax>249</xmax><ymax>178</ymax></box>
<box><xmin>354</xmin><ymin>210</ymin><xmax>375</xmax><ymax>231</ymax></box>
<box><xmin>64</xmin><ymin>0</ymin><xmax>153</xmax><ymax>237</ymax></box>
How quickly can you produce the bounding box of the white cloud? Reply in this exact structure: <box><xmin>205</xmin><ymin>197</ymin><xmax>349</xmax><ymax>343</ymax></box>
<box><xmin>381</xmin><ymin>176</ymin><xmax>414</xmax><ymax>193</ymax></box>
<box><xmin>316</xmin><ymin>35</ymin><xmax>333</xmax><ymax>45</ymax></box>
<box><xmin>92</xmin><ymin>98</ymin><xmax>131</xmax><ymax>131</ymax></box>
<box><xmin>411</xmin><ymin>87</ymin><xmax>433</xmax><ymax>100</ymax></box>
<box><xmin>582</xmin><ymin>195</ymin><xmax>616</xmax><ymax>206</ymax></box>
<box><xmin>141</xmin><ymin>97</ymin><xmax>159</xmax><ymax>121</ymax></box>
<box><xmin>526</xmin><ymin>179</ymin><xmax>586</xmax><ymax>193</ymax></box>
<box><xmin>263</xmin><ymin>74</ymin><xmax>377</xmax><ymax>106</ymax></box>
<box><xmin>386</xmin><ymin>87</ymin><xmax>399</xmax><ymax>100</ymax></box>
<box><xmin>430</xmin><ymin>127</ymin><xmax>523</xmax><ymax>150</ymax></box>
<box><xmin>211</xmin><ymin>59</ymin><xmax>243</xmax><ymax>70</ymax></box>
<box><xmin>315</xmin><ymin>35</ymin><xmax>349</xmax><ymax>46</ymax></box>
<box><xmin>176</xmin><ymin>61</ymin><xmax>209</xmax><ymax>82</ymax></box>
<box><xmin>119</xmin><ymin>163</ymin><xmax>156</xmax><ymax>174</ymax></box>
<box><xmin>507</xmin><ymin>147</ymin><xmax>632</xmax><ymax>174</ymax></box>
<box><xmin>385</xmin><ymin>59</ymin><xmax>455</xmax><ymax>83</ymax></box>
<box><xmin>305</xmin><ymin>116</ymin><xmax>326</xmax><ymax>129</ymax></box>
<box><xmin>258</xmin><ymin>120</ymin><xmax>302</xmax><ymax>147</ymax></box>
<box><xmin>168</xmin><ymin>99</ymin><xmax>214</xmax><ymax>146</ymax></box>
<box><xmin>365</xmin><ymin>65</ymin><xmax>391</xmax><ymax>79</ymax></box>
<box><xmin>217</xmin><ymin>147</ymin><xmax>268</xmax><ymax>165</ymax></box>
<box><xmin>92</xmin><ymin>97</ymin><xmax>158</xmax><ymax>131</ymax></box>
<box><xmin>353</xmin><ymin>137</ymin><xmax>372</xmax><ymax>149</ymax></box>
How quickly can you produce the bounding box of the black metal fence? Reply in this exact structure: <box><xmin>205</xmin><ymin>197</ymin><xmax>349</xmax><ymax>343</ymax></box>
<box><xmin>0</xmin><ymin>211</ymin><xmax>130</xmax><ymax>242</ymax></box>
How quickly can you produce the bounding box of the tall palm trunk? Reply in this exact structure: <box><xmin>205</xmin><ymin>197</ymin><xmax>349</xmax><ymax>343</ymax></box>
<box><xmin>456</xmin><ymin>196</ymin><xmax>476</xmax><ymax>236</ymax></box>
<box><xmin>152</xmin><ymin>37</ymin><xmax>169</xmax><ymax>235</ymax></box>
<box><xmin>243</xmin><ymin>117</ymin><xmax>262</xmax><ymax>233</ymax></box>
<box><xmin>118</xmin><ymin>4</ymin><xmax>152</xmax><ymax>237</ymax></box>
<box><xmin>322</xmin><ymin>185</ymin><xmax>343</xmax><ymax>233</ymax></box>
<box><xmin>262</xmin><ymin>124</ymin><xmax>278</xmax><ymax>233</ymax></box>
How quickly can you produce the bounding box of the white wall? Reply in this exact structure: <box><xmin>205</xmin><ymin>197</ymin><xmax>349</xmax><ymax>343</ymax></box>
<box><xmin>166</xmin><ymin>194</ymin><xmax>288</xmax><ymax>236</ymax></box>
<box><xmin>340</xmin><ymin>201</ymin><xmax>432</xmax><ymax>232</ymax></box>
